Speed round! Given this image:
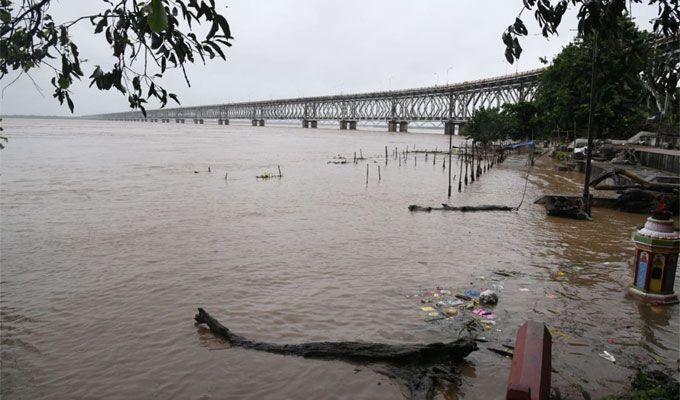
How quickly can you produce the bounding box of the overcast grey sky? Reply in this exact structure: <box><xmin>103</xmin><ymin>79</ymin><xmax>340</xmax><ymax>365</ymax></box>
<box><xmin>1</xmin><ymin>0</ymin><xmax>659</xmax><ymax>116</ymax></box>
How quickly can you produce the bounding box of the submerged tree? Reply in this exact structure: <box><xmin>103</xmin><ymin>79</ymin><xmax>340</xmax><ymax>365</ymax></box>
<box><xmin>464</xmin><ymin>102</ymin><xmax>542</xmax><ymax>143</ymax></box>
<box><xmin>0</xmin><ymin>0</ymin><xmax>233</xmax><ymax>115</ymax></box>
<box><xmin>463</xmin><ymin>108</ymin><xmax>508</xmax><ymax>144</ymax></box>
<box><xmin>501</xmin><ymin>101</ymin><xmax>541</xmax><ymax>140</ymax></box>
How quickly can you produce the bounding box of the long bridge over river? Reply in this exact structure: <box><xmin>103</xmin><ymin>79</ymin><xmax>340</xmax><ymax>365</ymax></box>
<box><xmin>96</xmin><ymin>69</ymin><xmax>544</xmax><ymax>134</ymax></box>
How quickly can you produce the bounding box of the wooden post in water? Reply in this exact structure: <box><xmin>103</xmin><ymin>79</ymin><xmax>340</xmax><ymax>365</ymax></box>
<box><xmin>278</xmin><ymin>165</ymin><xmax>282</xmax><ymax>177</ymax></box>
<box><xmin>470</xmin><ymin>143</ymin><xmax>475</xmax><ymax>182</ymax></box>
<box><xmin>378</xmin><ymin>165</ymin><xmax>381</xmax><ymax>181</ymax></box>
<box><xmin>385</xmin><ymin>146</ymin><xmax>388</xmax><ymax>164</ymax></box>
<box><xmin>458</xmin><ymin>147</ymin><xmax>463</xmax><ymax>192</ymax></box>
<box><xmin>366</xmin><ymin>164</ymin><xmax>369</xmax><ymax>185</ymax></box>
<box><xmin>433</xmin><ymin>152</ymin><xmax>436</xmax><ymax>165</ymax></box>
<box><xmin>448</xmin><ymin>132</ymin><xmax>453</xmax><ymax>197</ymax></box>
<box><xmin>354</xmin><ymin>152</ymin><xmax>357</xmax><ymax>164</ymax></box>
<box><xmin>464</xmin><ymin>143</ymin><xmax>469</xmax><ymax>186</ymax></box>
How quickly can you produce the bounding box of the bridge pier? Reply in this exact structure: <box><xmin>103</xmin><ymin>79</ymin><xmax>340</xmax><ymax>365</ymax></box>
<box><xmin>310</xmin><ymin>120</ymin><xmax>317</xmax><ymax>128</ymax></box>
<box><xmin>218</xmin><ymin>119</ymin><xmax>223</xmax><ymax>125</ymax></box>
<box><xmin>302</xmin><ymin>120</ymin><xmax>309</xmax><ymax>128</ymax></box>
<box><xmin>252</xmin><ymin>119</ymin><xmax>258</xmax><ymax>126</ymax></box>
<box><xmin>223</xmin><ymin>119</ymin><xmax>229</xmax><ymax>125</ymax></box>
<box><xmin>399</xmin><ymin>121</ymin><xmax>408</xmax><ymax>133</ymax></box>
<box><xmin>387</xmin><ymin>120</ymin><xmax>397</xmax><ymax>132</ymax></box>
<box><xmin>339</xmin><ymin>120</ymin><xmax>348</xmax><ymax>130</ymax></box>
<box><xmin>194</xmin><ymin>118</ymin><xmax>199</xmax><ymax>124</ymax></box>
<box><xmin>348</xmin><ymin>121</ymin><xmax>357</xmax><ymax>130</ymax></box>
<box><xmin>199</xmin><ymin>119</ymin><xmax>204</xmax><ymax>124</ymax></box>
<box><xmin>258</xmin><ymin>119</ymin><xmax>265</xmax><ymax>126</ymax></box>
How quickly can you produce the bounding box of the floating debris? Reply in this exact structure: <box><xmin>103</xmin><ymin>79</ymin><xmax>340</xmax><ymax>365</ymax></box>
<box><xmin>327</xmin><ymin>157</ymin><xmax>348</xmax><ymax>164</ymax></box>
<box><xmin>479</xmin><ymin>290</ymin><xmax>499</xmax><ymax>305</ymax></box>
<box><xmin>599</xmin><ymin>350</ymin><xmax>616</xmax><ymax>363</ymax></box>
<box><xmin>257</xmin><ymin>165</ymin><xmax>283</xmax><ymax>179</ymax></box>
<box><xmin>487</xmin><ymin>347</ymin><xmax>514</xmax><ymax>358</ymax></box>
<box><xmin>493</xmin><ymin>269</ymin><xmax>521</xmax><ymax>277</ymax></box>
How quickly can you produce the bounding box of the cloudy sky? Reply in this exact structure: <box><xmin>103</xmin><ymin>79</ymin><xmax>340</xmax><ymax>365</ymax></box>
<box><xmin>1</xmin><ymin>0</ymin><xmax>659</xmax><ymax>116</ymax></box>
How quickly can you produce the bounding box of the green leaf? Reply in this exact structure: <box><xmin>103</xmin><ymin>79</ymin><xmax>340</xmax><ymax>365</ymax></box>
<box><xmin>66</xmin><ymin>94</ymin><xmax>74</xmax><ymax>113</ymax></box>
<box><xmin>148</xmin><ymin>0</ymin><xmax>168</xmax><ymax>33</ymax></box>
<box><xmin>58</xmin><ymin>75</ymin><xmax>69</xmax><ymax>89</ymax></box>
<box><xmin>505</xmin><ymin>47</ymin><xmax>514</xmax><ymax>64</ymax></box>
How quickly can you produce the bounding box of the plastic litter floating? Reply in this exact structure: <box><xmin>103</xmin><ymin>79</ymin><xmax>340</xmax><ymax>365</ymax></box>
<box><xmin>599</xmin><ymin>350</ymin><xmax>616</xmax><ymax>363</ymax></box>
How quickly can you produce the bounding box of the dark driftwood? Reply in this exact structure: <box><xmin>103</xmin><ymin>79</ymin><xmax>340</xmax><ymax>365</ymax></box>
<box><xmin>195</xmin><ymin>308</ymin><xmax>476</xmax><ymax>365</ymax></box>
<box><xmin>590</xmin><ymin>168</ymin><xmax>679</xmax><ymax>192</ymax></box>
<box><xmin>195</xmin><ymin>308</ymin><xmax>478</xmax><ymax>400</ymax></box>
<box><xmin>542</xmin><ymin>195</ymin><xmax>591</xmax><ymax>220</ymax></box>
<box><xmin>408</xmin><ymin>204</ymin><xmax>515</xmax><ymax>212</ymax></box>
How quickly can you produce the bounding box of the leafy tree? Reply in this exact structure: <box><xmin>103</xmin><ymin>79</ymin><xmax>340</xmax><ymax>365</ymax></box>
<box><xmin>463</xmin><ymin>107</ymin><xmax>508</xmax><ymax>144</ymax></box>
<box><xmin>464</xmin><ymin>102</ymin><xmax>542</xmax><ymax>143</ymax></box>
<box><xmin>501</xmin><ymin>101</ymin><xmax>541</xmax><ymax>140</ymax></box>
<box><xmin>534</xmin><ymin>17</ymin><xmax>659</xmax><ymax>139</ymax></box>
<box><xmin>0</xmin><ymin>0</ymin><xmax>233</xmax><ymax>115</ymax></box>
<box><xmin>503</xmin><ymin>1</ymin><xmax>679</xmax><ymax>134</ymax></box>
<box><xmin>502</xmin><ymin>0</ymin><xmax>678</xmax><ymax>67</ymax></box>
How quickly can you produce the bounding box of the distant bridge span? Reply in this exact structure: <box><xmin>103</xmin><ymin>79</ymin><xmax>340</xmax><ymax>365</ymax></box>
<box><xmin>95</xmin><ymin>68</ymin><xmax>544</xmax><ymax>133</ymax></box>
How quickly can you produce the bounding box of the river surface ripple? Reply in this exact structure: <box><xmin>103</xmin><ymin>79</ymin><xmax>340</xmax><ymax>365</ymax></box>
<box><xmin>1</xmin><ymin>118</ymin><xmax>678</xmax><ymax>399</ymax></box>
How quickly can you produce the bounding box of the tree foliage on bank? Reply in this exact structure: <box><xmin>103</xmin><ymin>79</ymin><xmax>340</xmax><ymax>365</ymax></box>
<box><xmin>535</xmin><ymin>17</ymin><xmax>660</xmax><ymax>139</ymax></box>
<box><xmin>463</xmin><ymin>102</ymin><xmax>540</xmax><ymax>143</ymax></box>
<box><xmin>502</xmin><ymin>0</ymin><xmax>678</xmax><ymax>69</ymax></box>
<box><xmin>466</xmin><ymin>15</ymin><xmax>679</xmax><ymax>143</ymax></box>
<box><xmin>0</xmin><ymin>0</ymin><xmax>233</xmax><ymax>115</ymax></box>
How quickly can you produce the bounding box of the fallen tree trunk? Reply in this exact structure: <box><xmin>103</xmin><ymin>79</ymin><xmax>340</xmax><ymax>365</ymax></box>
<box><xmin>195</xmin><ymin>308</ymin><xmax>476</xmax><ymax>365</ymax></box>
<box><xmin>408</xmin><ymin>204</ymin><xmax>515</xmax><ymax>212</ymax></box>
<box><xmin>590</xmin><ymin>168</ymin><xmax>679</xmax><ymax>192</ymax></box>
<box><xmin>195</xmin><ymin>308</ymin><xmax>478</xmax><ymax>400</ymax></box>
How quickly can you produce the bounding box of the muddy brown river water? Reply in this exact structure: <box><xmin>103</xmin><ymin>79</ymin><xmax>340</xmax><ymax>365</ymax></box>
<box><xmin>1</xmin><ymin>118</ymin><xmax>678</xmax><ymax>399</ymax></box>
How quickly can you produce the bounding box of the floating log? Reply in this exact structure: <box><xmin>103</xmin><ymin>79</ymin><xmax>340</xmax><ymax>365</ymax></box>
<box><xmin>195</xmin><ymin>308</ymin><xmax>476</xmax><ymax>364</ymax></box>
<box><xmin>408</xmin><ymin>204</ymin><xmax>515</xmax><ymax>212</ymax></box>
<box><xmin>196</xmin><ymin>308</ymin><xmax>478</xmax><ymax>399</ymax></box>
